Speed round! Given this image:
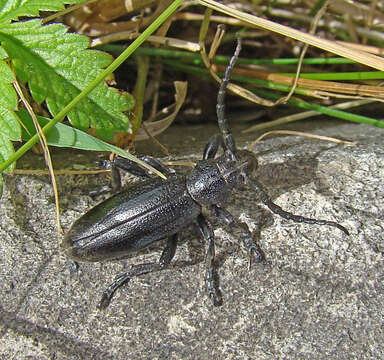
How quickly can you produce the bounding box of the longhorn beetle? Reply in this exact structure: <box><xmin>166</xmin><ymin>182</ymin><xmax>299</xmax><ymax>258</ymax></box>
<box><xmin>62</xmin><ymin>39</ymin><xmax>349</xmax><ymax>309</ymax></box>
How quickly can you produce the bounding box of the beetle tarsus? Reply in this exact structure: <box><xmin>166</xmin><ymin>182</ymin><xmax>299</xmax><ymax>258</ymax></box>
<box><xmin>98</xmin><ymin>282</ymin><xmax>123</xmax><ymax>310</ymax></box>
<box><xmin>98</xmin><ymin>272</ymin><xmax>132</xmax><ymax>310</ymax></box>
<box><xmin>248</xmin><ymin>245</ymin><xmax>265</xmax><ymax>270</ymax></box>
<box><xmin>97</xmin><ymin>267</ymin><xmax>149</xmax><ymax>309</ymax></box>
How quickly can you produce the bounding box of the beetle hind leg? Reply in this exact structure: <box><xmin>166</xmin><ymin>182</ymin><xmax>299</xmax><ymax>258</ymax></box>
<box><xmin>113</xmin><ymin>155</ymin><xmax>172</xmax><ymax>180</ymax></box>
<box><xmin>196</xmin><ymin>214</ymin><xmax>223</xmax><ymax>306</ymax></box>
<box><xmin>98</xmin><ymin>234</ymin><xmax>178</xmax><ymax>309</ymax></box>
<box><xmin>92</xmin><ymin>155</ymin><xmax>172</xmax><ymax>195</ymax></box>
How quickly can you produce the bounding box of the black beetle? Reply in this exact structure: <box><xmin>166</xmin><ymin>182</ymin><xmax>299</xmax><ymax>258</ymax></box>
<box><xmin>62</xmin><ymin>40</ymin><xmax>349</xmax><ymax>309</ymax></box>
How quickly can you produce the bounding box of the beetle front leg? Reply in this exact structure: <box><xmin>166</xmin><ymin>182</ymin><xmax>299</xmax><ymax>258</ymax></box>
<box><xmin>211</xmin><ymin>205</ymin><xmax>265</xmax><ymax>269</ymax></box>
<box><xmin>203</xmin><ymin>134</ymin><xmax>223</xmax><ymax>160</ymax></box>
<box><xmin>196</xmin><ymin>214</ymin><xmax>222</xmax><ymax>306</ymax></box>
<box><xmin>98</xmin><ymin>234</ymin><xmax>178</xmax><ymax>309</ymax></box>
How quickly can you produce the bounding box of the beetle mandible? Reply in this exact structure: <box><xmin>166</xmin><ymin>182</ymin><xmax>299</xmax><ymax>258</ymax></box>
<box><xmin>61</xmin><ymin>39</ymin><xmax>349</xmax><ymax>309</ymax></box>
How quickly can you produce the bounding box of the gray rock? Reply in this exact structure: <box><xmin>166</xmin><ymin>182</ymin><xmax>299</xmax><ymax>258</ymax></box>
<box><xmin>0</xmin><ymin>121</ymin><xmax>383</xmax><ymax>359</ymax></box>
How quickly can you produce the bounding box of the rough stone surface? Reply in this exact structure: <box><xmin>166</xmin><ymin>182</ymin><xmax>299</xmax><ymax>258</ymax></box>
<box><xmin>1</xmin><ymin>121</ymin><xmax>383</xmax><ymax>359</ymax></box>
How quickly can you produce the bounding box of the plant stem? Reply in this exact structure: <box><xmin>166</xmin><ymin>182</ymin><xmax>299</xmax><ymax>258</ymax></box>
<box><xmin>102</xmin><ymin>44</ymin><xmax>356</xmax><ymax>66</ymax></box>
<box><xmin>254</xmin><ymin>89</ymin><xmax>384</xmax><ymax>128</ymax></box>
<box><xmin>165</xmin><ymin>59</ymin><xmax>384</xmax><ymax>128</ymax></box>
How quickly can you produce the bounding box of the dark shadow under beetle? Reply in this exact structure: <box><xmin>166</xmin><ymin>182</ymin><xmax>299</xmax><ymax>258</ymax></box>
<box><xmin>61</xmin><ymin>39</ymin><xmax>349</xmax><ymax>309</ymax></box>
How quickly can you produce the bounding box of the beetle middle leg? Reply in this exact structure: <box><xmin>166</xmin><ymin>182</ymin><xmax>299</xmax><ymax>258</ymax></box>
<box><xmin>211</xmin><ymin>205</ymin><xmax>265</xmax><ymax>269</ymax></box>
<box><xmin>98</xmin><ymin>234</ymin><xmax>178</xmax><ymax>309</ymax></box>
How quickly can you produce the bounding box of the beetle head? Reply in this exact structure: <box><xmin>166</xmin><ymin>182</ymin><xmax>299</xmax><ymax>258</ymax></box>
<box><xmin>217</xmin><ymin>149</ymin><xmax>258</xmax><ymax>190</ymax></box>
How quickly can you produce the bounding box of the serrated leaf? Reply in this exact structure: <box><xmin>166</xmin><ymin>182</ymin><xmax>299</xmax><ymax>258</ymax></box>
<box><xmin>0</xmin><ymin>107</ymin><xmax>19</xmax><ymax>139</ymax></box>
<box><xmin>0</xmin><ymin>57</ymin><xmax>19</xmax><ymax>140</ymax></box>
<box><xmin>0</xmin><ymin>19</ymin><xmax>134</xmax><ymax>140</ymax></box>
<box><xmin>0</xmin><ymin>0</ymin><xmax>86</xmax><ymax>23</ymax></box>
<box><xmin>0</xmin><ymin>80</ymin><xmax>16</xmax><ymax>108</ymax></box>
<box><xmin>0</xmin><ymin>131</ymin><xmax>14</xmax><ymax>172</ymax></box>
<box><xmin>0</xmin><ymin>57</ymin><xmax>13</xmax><ymax>81</ymax></box>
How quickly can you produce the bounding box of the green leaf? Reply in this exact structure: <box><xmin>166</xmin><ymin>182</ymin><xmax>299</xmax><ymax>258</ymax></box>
<box><xmin>0</xmin><ymin>57</ymin><xmax>19</xmax><ymax>140</ymax></box>
<box><xmin>0</xmin><ymin>0</ymin><xmax>85</xmax><ymax>23</ymax></box>
<box><xmin>19</xmin><ymin>108</ymin><xmax>119</xmax><ymax>151</ymax></box>
<box><xmin>0</xmin><ymin>59</ymin><xmax>16</xmax><ymax>192</ymax></box>
<box><xmin>18</xmin><ymin>109</ymin><xmax>166</xmax><ymax>179</ymax></box>
<box><xmin>0</xmin><ymin>131</ymin><xmax>14</xmax><ymax>172</ymax></box>
<box><xmin>0</xmin><ymin>0</ymin><xmax>184</xmax><ymax>177</ymax></box>
<box><xmin>0</xmin><ymin>19</ymin><xmax>134</xmax><ymax>140</ymax></box>
<box><xmin>0</xmin><ymin>1</ymin><xmax>89</xmax><ymax>194</ymax></box>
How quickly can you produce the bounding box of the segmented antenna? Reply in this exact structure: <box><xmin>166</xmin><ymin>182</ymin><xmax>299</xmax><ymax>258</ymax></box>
<box><xmin>216</xmin><ymin>38</ymin><xmax>242</xmax><ymax>158</ymax></box>
<box><xmin>249</xmin><ymin>178</ymin><xmax>350</xmax><ymax>235</ymax></box>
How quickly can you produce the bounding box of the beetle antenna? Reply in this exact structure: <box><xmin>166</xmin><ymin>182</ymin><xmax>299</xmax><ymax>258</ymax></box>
<box><xmin>248</xmin><ymin>178</ymin><xmax>349</xmax><ymax>235</ymax></box>
<box><xmin>216</xmin><ymin>38</ymin><xmax>242</xmax><ymax>158</ymax></box>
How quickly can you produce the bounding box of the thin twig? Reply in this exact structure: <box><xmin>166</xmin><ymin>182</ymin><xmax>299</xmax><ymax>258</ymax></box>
<box><xmin>275</xmin><ymin>0</ymin><xmax>329</xmax><ymax>105</ymax></box>
<box><xmin>12</xmin><ymin>169</ymin><xmax>110</xmax><ymax>175</ymax></box>
<box><xmin>243</xmin><ymin>98</ymin><xmax>376</xmax><ymax>133</ymax></box>
<box><xmin>249</xmin><ymin>130</ymin><xmax>356</xmax><ymax>149</ymax></box>
<box><xmin>13</xmin><ymin>81</ymin><xmax>63</xmax><ymax>233</ymax></box>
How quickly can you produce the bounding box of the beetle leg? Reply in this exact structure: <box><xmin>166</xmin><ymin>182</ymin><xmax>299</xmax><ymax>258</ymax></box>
<box><xmin>68</xmin><ymin>259</ymin><xmax>79</xmax><ymax>273</ymax></box>
<box><xmin>211</xmin><ymin>205</ymin><xmax>265</xmax><ymax>269</ymax></box>
<box><xmin>196</xmin><ymin>214</ymin><xmax>222</xmax><ymax>306</ymax></box>
<box><xmin>98</xmin><ymin>263</ymin><xmax>158</xmax><ymax>310</ymax></box>
<box><xmin>98</xmin><ymin>234</ymin><xmax>178</xmax><ymax>310</ymax></box>
<box><xmin>203</xmin><ymin>134</ymin><xmax>223</xmax><ymax>160</ymax></box>
<box><xmin>87</xmin><ymin>159</ymin><xmax>122</xmax><ymax>194</ymax></box>
<box><xmin>109</xmin><ymin>155</ymin><xmax>172</xmax><ymax>192</ymax></box>
<box><xmin>110</xmin><ymin>160</ymin><xmax>122</xmax><ymax>192</ymax></box>
<box><xmin>159</xmin><ymin>233</ymin><xmax>178</xmax><ymax>266</ymax></box>
<box><xmin>94</xmin><ymin>155</ymin><xmax>172</xmax><ymax>194</ymax></box>
<box><xmin>114</xmin><ymin>155</ymin><xmax>172</xmax><ymax>179</ymax></box>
